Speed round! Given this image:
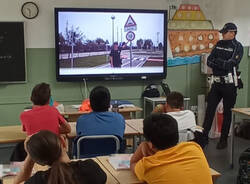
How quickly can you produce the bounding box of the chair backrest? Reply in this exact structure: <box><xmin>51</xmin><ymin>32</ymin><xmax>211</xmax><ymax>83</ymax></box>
<box><xmin>75</xmin><ymin>135</ymin><xmax>120</xmax><ymax>159</ymax></box>
<box><xmin>178</xmin><ymin>129</ymin><xmax>194</xmax><ymax>142</ymax></box>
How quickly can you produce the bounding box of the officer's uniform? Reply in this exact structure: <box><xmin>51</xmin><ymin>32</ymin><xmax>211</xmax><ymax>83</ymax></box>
<box><xmin>202</xmin><ymin>23</ymin><xmax>243</xmax><ymax>149</ymax></box>
<box><xmin>110</xmin><ymin>49</ymin><xmax>122</xmax><ymax>67</ymax></box>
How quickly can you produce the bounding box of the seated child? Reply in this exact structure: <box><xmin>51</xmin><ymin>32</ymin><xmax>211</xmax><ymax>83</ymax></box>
<box><xmin>14</xmin><ymin>130</ymin><xmax>107</xmax><ymax>184</ymax></box>
<box><xmin>11</xmin><ymin>83</ymin><xmax>71</xmax><ymax>162</ymax></box>
<box><xmin>153</xmin><ymin>91</ymin><xmax>196</xmax><ymax>142</ymax></box>
<box><xmin>130</xmin><ymin>114</ymin><xmax>212</xmax><ymax>184</ymax></box>
<box><xmin>20</xmin><ymin>83</ymin><xmax>71</xmax><ymax>135</ymax></box>
<box><xmin>76</xmin><ymin>86</ymin><xmax>125</xmax><ymax>141</ymax></box>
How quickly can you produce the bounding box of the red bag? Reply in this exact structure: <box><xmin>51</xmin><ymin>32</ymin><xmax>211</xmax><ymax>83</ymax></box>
<box><xmin>79</xmin><ymin>99</ymin><xmax>92</xmax><ymax>112</ymax></box>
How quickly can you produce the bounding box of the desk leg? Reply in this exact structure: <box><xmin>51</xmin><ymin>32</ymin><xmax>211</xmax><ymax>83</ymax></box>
<box><xmin>152</xmin><ymin>101</ymin><xmax>156</xmax><ymax>110</ymax></box>
<box><xmin>230</xmin><ymin>112</ymin><xmax>235</xmax><ymax>168</ymax></box>
<box><xmin>131</xmin><ymin>112</ymin><xmax>136</xmax><ymax>119</ymax></box>
<box><xmin>67</xmin><ymin>137</ymin><xmax>73</xmax><ymax>159</ymax></box>
<box><xmin>132</xmin><ymin>135</ymin><xmax>136</xmax><ymax>152</ymax></box>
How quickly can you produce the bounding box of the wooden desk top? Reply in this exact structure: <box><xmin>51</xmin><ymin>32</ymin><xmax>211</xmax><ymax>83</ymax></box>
<box><xmin>97</xmin><ymin>156</ymin><xmax>140</xmax><ymax>184</ymax></box>
<box><xmin>124</xmin><ymin>124</ymin><xmax>139</xmax><ymax>136</ymax></box>
<box><xmin>144</xmin><ymin>97</ymin><xmax>190</xmax><ymax>102</ymax></box>
<box><xmin>118</xmin><ymin>106</ymin><xmax>142</xmax><ymax>113</ymax></box>
<box><xmin>126</xmin><ymin>119</ymin><xmax>143</xmax><ymax>134</ymax></box>
<box><xmin>61</xmin><ymin>105</ymin><xmax>142</xmax><ymax>116</ymax></box>
<box><xmin>232</xmin><ymin>108</ymin><xmax>250</xmax><ymax>116</ymax></box>
<box><xmin>0</xmin><ymin>125</ymin><xmax>26</xmax><ymax>144</ymax></box>
<box><xmin>0</xmin><ymin>119</ymin><xmax>202</xmax><ymax>144</ymax></box>
<box><xmin>94</xmin><ymin>158</ymin><xmax>119</xmax><ymax>184</ymax></box>
<box><xmin>0</xmin><ymin>120</ymin><xmax>141</xmax><ymax>144</ymax></box>
<box><xmin>97</xmin><ymin>155</ymin><xmax>221</xmax><ymax>184</ymax></box>
<box><xmin>67</xmin><ymin>122</ymin><xmax>140</xmax><ymax>139</ymax></box>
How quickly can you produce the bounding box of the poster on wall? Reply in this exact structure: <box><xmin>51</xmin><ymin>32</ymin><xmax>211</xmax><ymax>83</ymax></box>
<box><xmin>0</xmin><ymin>22</ymin><xmax>26</xmax><ymax>83</ymax></box>
<box><xmin>167</xmin><ymin>4</ymin><xmax>219</xmax><ymax>67</ymax></box>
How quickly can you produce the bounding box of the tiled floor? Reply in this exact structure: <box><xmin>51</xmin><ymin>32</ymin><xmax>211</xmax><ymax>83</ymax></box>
<box><xmin>204</xmin><ymin>137</ymin><xmax>250</xmax><ymax>184</ymax></box>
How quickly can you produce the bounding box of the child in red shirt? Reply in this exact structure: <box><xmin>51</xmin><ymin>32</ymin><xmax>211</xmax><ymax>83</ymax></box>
<box><xmin>12</xmin><ymin>83</ymin><xmax>71</xmax><ymax>162</ymax></box>
<box><xmin>20</xmin><ymin>83</ymin><xmax>71</xmax><ymax>135</ymax></box>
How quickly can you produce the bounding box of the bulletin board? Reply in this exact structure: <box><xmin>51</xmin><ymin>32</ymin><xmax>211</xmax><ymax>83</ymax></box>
<box><xmin>0</xmin><ymin>22</ymin><xmax>26</xmax><ymax>83</ymax></box>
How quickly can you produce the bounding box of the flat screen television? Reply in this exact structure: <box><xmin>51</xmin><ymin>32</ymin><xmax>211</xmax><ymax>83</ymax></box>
<box><xmin>55</xmin><ymin>8</ymin><xmax>167</xmax><ymax>81</ymax></box>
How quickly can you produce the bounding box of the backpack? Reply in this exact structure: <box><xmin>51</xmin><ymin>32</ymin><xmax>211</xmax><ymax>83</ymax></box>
<box><xmin>235</xmin><ymin>119</ymin><xmax>250</xmax><ymax>140</ymax></box>
<box><xmin>141</xmin><ymin>84</ymin><xmax>160</xmax><ymax>98</ymax></box>
<box><xmin>237</xmin><ymin>148</ymin><xmax>250</xmax><ymax>184</ymax></box>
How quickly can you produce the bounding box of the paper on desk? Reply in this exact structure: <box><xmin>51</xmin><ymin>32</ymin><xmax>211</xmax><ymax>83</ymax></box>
<box><xmin>108</xmin><ymin>154</ymin><xmax>132</xmax><ymax>170</ymax></box>
<box><xmin>118</xmin><ymin>104</ymin><xmax>135</xmax><ymax>108</ymax></box>
<box><xmin>71</xmin><ymin>105</ymin><xmax>81</xmax><ymax>109</ymax></box>
<box><xmin>0</xmin><ymin>162</ymin><xmax>22</xmax><ymax>178</ymax></box>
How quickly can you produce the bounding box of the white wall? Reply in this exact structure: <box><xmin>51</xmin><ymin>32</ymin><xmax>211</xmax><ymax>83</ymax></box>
<box><xmin>168</xmin><ymin>0</ymin><xmax>250</xmax><ymax>46</ymax></box>
<box><xmin>0</xmin><ymin>0</ymin><xmax>168</xmax><ymax>48</ymax></box>
<box><xmin>220</xmin><ymin>0</ymin><xmax>250</xmax><ymax>46</ymax></box>
<box><xmin>0</xmin><ymin>0</ymin><xmax>249</xmax><ymax>48</ymax></box>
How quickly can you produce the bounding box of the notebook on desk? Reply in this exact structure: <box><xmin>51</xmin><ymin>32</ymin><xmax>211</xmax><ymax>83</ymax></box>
<box><xmin>110</xmin><ymin>100</ymin><xmax>135</xmax><ymax>108</ymax></box>
<box><xmin>108</xmin><ymin>154</ymin><xmax>132</xmax><ymax>170</ymax></box>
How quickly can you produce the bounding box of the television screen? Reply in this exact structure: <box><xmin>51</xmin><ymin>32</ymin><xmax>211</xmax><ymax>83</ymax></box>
<box><xmin>55</xmin><ymin>8</ymin><xmax>167</xmax><ymax>81</ymax></box>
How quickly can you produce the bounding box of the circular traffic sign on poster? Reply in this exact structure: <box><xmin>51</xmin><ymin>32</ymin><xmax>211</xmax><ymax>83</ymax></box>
<box><xmin>126</xmin><ymin>31</ymin><xmax>135</xmax><ymax>41</ymax></box>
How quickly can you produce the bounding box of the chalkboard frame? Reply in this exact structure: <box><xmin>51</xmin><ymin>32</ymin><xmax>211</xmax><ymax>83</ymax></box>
<box><xmin>0</xmin><ymin>22</ymin><xmax>26</xmax><ymax>83</ymax></box>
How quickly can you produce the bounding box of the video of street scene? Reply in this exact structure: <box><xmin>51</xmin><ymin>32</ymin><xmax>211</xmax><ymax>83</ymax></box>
<box><xmin>57</xmin><ymin>11</ymin><xmax>165</xmax><ymax>75</ymax></box>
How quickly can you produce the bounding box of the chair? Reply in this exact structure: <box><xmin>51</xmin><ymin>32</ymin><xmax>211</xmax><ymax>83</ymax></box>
<box><xmin>74</xmin><ymin>135</ymin><xmax>120</xmax><ymax>159</ymax></box>
<box><xmin>179</xmin><ymin>129</ymin><xmax>195</xmax><ymax>142</ymax></box>
<box><xmin>10</xmin><ymin>141</ymin><xmax>27</xmax><ymax>162</ymax></box>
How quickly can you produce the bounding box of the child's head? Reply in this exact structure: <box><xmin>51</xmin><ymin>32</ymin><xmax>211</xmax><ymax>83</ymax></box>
<box><xmin>26</xmin><ymin>130</ymin><xmax>63</xmax><ymax>166</ymax></box>
<box><xmin>26</xmin><ymin>130</ymin><xmax>76</xmax><ymax>184</ymax></box>
<box><xmin>113</xmin><ymin>42</ymin><xmax>119</xmax><ymax>50</ymax></box>
<box><xmin>31</xmin><ymin>83</ymin><xmax>51</xmax><ymax>105</ymax></box>
<box><xmin>90</xmin><ymin>86</ymin><xmax>111</xmax><ymax>112</ymax></box>
<box><xmin>166</xmin><ymin>91</ymin><xmax>184</xmax><ymax>111</ymax></box>
<box><xmin>143</xmin><ymin>113</ymin><xmax>179</xmax><ymax>150</ymax></box>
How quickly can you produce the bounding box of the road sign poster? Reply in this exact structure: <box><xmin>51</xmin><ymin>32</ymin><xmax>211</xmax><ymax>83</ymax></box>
<box><xmin>124</xmin><ymin>15</ymin><xmax>137</xmax><ymax>32</ymax></box>
<box><xmin>126</xmin><ymin>31</ymin><xmax>135</xmax><ymax>41</ymax></box>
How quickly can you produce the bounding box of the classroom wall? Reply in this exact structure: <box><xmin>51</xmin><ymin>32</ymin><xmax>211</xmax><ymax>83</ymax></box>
<box><xmin>249</xmin><ymin>50</ymin><xmax>250</xmax><ymax>106</ymax></box>
<box><xmin>0</xmin><ymin>47</ymin><xmax>207</xmax><ymax>125</ymax></box>
<box><xmin>0</xmin><ymin>0</ymin><xmax>249</xmax><ymax>125</ymax></box>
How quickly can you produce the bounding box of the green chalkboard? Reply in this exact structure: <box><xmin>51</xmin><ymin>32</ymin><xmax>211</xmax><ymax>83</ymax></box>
<box><xmin>0</xmin><ymin>22</ymin><xmax>26</xmax><ymax>82</ymax></box>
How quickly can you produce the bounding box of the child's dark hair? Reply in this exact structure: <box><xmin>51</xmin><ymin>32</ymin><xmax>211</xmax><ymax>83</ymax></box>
<box><xmin>26</xmin><ymin>130</ymin><xmax>79</xmax><ymax>184</ymax></box>
<box><xmin>31</xmin><ymin>83</ymin><xmax>51</xmax><ymax>105</ymax></box>
<box><xmin>90</xmin><ymin>86</ymin><xmax>110</xmax><ymax>112</ymax></box>
<box><xmin>166</xmin><ymin>91</ymin><xmax>184</xmax><ymax>109</ymax></box>
<box><xmin>143</xmin><ymin>114</ymin><xmax>179</xmax><ymax>150</ymax></box>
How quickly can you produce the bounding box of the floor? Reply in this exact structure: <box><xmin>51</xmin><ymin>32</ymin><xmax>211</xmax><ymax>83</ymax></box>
<box><xmin>204</xmin><ymin>136</ymin><xmax>250</xmax><ymax>184</ymax></box>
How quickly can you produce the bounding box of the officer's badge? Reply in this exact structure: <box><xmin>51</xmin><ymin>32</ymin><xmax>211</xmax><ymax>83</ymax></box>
<box><xmin>236</xmin><ymin>55</ymin><xmax>239</xmax><ymax>59</ymax></box>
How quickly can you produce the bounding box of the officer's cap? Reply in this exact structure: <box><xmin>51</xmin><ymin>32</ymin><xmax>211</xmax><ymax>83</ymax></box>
<box><xmin>219</xmin><ymin>23</ymin><xmax>237</xmax><ymax>33</ymax></box>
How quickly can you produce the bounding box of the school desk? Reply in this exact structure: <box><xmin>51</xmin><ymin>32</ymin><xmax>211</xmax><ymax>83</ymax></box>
<box><xmin>230</xmin><ymin>108</ymin><xmax>250</xmax><ymax>167</ymax></box>
<box><xmin>61</xmin><ymin>105</ymin><xmax>142</xmax><ymax>121</ymax></box>
<box><xmin>97</xmin><ymin>155</ymin><xmax>221</xmax><ymax>184</ymax></box>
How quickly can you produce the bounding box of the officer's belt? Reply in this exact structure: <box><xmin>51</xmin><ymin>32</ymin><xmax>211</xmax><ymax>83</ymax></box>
<box><xmin>213</xmin><ymin>75</ymin><xmax>233</xmax><ymax>84</ymax></box>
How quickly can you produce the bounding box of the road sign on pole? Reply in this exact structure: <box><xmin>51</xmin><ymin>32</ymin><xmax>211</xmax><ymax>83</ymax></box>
<box><xmin>126</xmin><ymin>31</ymin><xmax>135</xmax><ymax>41</ymax></box>
<box><xmin>124</xmin><ymin>15</ymin><xmax>137</xmax><ymax>32</ymax></box>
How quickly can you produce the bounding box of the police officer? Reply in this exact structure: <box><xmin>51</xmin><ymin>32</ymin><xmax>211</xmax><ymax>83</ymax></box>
<box><xmin>202</xmin><ymin>23</ymin><xmax>243</xmax><ymax>149</ymax></box>
<box><xmin>110</xmin><ymin>42</ymin><xmax>122</xmax><ymax>68</ymax></box>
